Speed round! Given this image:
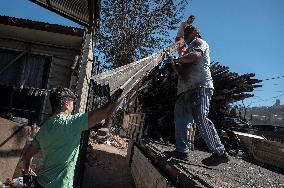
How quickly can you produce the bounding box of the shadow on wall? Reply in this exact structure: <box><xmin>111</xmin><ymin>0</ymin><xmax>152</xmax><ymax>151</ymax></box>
<box><xmin>0</xmin><ymin>149</ymin><xmax>22</xmax><ymax>158</ymax></box>
<box><xmin>82</xmin><ymin>148</ymin><xmax>135</xmax><ymax>188</ymax></box>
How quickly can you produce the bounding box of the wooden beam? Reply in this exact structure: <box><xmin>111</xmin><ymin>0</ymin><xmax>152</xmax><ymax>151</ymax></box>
<box><xmin>0</xmin><ymin>49</ymin><xmax>29</xmax><ymax>75</ymax></box>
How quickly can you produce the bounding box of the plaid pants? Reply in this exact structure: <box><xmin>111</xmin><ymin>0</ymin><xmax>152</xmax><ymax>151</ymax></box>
<box><xmin>175</xmin><ymin>87</ymin><xmax>225</xmax><ymax>155</ymax></box>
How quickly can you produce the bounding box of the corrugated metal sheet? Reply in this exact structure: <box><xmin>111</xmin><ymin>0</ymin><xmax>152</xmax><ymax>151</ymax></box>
<box><xmin>30</xmin><ymin>0</ymin><xmax>99</xmax><ymax>26</ymax></box>
<box><xmin>92</xmin><ymin>41</ymin><xmax>182</xmax><ymax>98</ymax></box>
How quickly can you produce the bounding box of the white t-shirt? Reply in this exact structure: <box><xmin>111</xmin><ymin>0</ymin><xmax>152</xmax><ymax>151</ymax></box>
<box><xmin>177</xmin><ymin>38</ymin><xmax>214</xmax><ymax>95</ymax></box>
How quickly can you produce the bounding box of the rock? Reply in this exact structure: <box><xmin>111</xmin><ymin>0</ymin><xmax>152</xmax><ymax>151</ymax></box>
<box><xmin>90</xmin><ymin>131</ymin><xmax>97</xmax><ymax>139</ymax></box>
<box><xmin>119</xmin><ymin>128</ymin><xmax>127</xmax><ymax>137</ymax></box>
<box><xmin>97</xmin><ymin>128</ymin><xmax>109</xmax><ymax>137</ymax></box>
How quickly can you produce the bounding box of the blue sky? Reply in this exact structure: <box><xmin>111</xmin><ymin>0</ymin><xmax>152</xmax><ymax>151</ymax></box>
<box><xmin>185</xmin><ymin>0</ymin><xmax>284</xmax><ymax>108</ymax></box>
<box><xmin>0</xmin><ymin>0</ymin><xmax>283</xmax><ymax>107</ymax></box>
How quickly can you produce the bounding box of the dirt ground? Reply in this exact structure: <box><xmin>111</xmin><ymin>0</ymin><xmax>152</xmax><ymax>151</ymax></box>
<box><xmin>82</xmin><ymin>143</ymin><xmax>136</xmax><ymax>188</ymax></box>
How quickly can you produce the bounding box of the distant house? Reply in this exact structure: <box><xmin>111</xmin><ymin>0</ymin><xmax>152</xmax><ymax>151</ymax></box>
<box><xmin>246</xmin><ymin>100</ymin><xmax>284</xmax><ymax>128</ymax></box>
<box><xmin>0</xmin><ymin>15</ymin><xmax>84</xmax><ymax>123</ymax></box>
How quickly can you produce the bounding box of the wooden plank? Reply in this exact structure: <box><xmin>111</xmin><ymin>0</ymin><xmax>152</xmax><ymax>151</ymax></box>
<box><xmin>130</xmin><ymin>146</ymin><xmax>172</xmax><ymax>188</ymax></box>
<box><xmin>0</xmin><ymin>49</ymin><xmax>29</xmax><ymax>75</ymax></box>
<box><xmin>252</xmin><ymin>139</ymin><xmax>284</xmax><ymax>169</ymax></box>
<box><xmin>0</xmin><ymin>38</ymin><xmax>80</xmax><ymax>58</ymax></box>
<box><xmin>0</xmin><ymin>117</ymin><xmax>29</xmax><ymax>181</ymax></box>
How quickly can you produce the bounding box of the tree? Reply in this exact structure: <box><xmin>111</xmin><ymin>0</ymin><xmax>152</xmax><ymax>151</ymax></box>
<box><xmin>96</xmin><ymin>0</ymin><xmax>189</xmax><ymax>69</ymax></box>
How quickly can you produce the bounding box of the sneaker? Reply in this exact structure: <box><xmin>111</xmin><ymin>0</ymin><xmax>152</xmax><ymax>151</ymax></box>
<box><xmin>190</xmin><ymin>143</ymin><xmax>195</xmax><ymax>151</ymax></box>
<box><xmin>202</xmin><ymin>152</ymin><xmax>230</xmax><ymax>166</ymax></box>
<box><xmin>188</xmin><ymin>142</ymin><xmax>195</xmax><ymax>151</ymax></box>
<box><xmin>188</xmin><ymin>142</ymin><xmax>192</xmax><ymax>150</ymax></box>
<box><xmin>164</xmin><ymin>150</ymin><xmax>189</xmax><ymax>160</ymax></box>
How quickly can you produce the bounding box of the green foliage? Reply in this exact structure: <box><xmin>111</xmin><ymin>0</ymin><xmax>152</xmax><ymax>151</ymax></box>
<box><xmin>96</xmin><ymin>0</ymin><xmax>189</xmax><ymax>69</ymax></box>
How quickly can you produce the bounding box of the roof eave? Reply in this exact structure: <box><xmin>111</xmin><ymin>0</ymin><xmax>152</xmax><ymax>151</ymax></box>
<box><xmin>29</xmin><ymin>0</ymin><xmax>89</xmax><ymax>27</ymax></box>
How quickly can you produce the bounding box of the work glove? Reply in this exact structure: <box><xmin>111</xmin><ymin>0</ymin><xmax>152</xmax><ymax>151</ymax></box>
<box><xmin>22</xmin><ymin>169</ymin><xmax>36</xmax><ymax>187</ymax></box>
<box><xmin>173</xmin><ymin>58</ymin><xmax>181</xmax><ymax>65</ymax></box>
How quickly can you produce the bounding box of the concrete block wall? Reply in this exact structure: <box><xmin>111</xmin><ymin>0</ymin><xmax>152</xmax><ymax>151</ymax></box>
<box><xmin>122</xmin><ymin>113</ymin><xmax>145</xmax><ymax>141</ymax></box>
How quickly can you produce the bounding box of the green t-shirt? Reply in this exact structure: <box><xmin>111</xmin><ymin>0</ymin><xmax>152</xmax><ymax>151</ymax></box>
<box><xmin>31</xmin><ymin>113</ymin><xmax>88</xmax><ymax>188</ymax></box>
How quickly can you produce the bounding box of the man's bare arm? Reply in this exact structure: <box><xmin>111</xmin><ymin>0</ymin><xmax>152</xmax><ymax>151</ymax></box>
<box><xmin>171</xmin><ymin>63</ymin><xmax>179</xmax><ymax>75</ymax></box>
<box><xmin>88</xmin><ymin>101</ymin><xmax>120</xmax><ymax>129</ymax></box>
<box><xmin>23</xmin><ymin>144</ymin><xmax>39</xmax><ymax>173</ymax></box>
<box><xmin>175</xmin><ymin>50</ymin><xmax>202</xmax><ymax>64</ymax></box>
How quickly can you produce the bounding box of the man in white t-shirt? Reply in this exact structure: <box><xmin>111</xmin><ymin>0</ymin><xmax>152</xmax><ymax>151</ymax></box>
<box><xmin>171</xmin><ymin>26</ymin><xmax>230</xmax><ymax>166</ymax></box>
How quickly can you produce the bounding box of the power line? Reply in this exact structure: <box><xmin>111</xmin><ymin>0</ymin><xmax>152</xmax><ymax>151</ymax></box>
<box><xmin>254</xmin><ymin>90</ymin><xmax>284</xmax><ymax>93</ymax></box>
<box><xmin>262</xmin><ymin>75</ymin><xmax>284</xmax><ymax>81</ymax></box>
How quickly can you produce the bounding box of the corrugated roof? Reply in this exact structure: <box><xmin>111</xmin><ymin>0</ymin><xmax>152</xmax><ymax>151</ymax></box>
<box><xmin>29</xmin><ymin>0</ymin><xmax>99</xmax><ymax>26</ymax></box>
<box><xmin>0</xmin><ymin>15</ymin><xmax>84</xmax><ymax>37</ymax></box>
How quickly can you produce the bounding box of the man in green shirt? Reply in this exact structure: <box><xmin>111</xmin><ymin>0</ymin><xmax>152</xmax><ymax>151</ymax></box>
<box><xmin>22</xmin><ymin>87</ymin><xmax>122</xmax><ymax>188</ymax></box>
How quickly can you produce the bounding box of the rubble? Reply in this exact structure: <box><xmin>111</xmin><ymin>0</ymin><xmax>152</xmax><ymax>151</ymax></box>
<box><xmin>90</xmin><ymin>128</ymin><xmax>129</xmax><ymax>150</ymax></box>
<box><xmin>95</xmin><ymin>128</ymin><xmax>110</xmax><ymax>143</ymax></box>
<box><xmin>106</xmin><ymin>134</ymin><xmax>128</xmax><ymax>149</ymax></box>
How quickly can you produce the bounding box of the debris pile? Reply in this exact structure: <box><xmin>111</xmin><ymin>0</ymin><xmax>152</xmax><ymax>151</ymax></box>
<box><xmin>210</xmin><ymin>62</ymin><xmax>262</xmax><ymax>117</ymax></box>
<box><xmin>90</xmin><ymin>128</ymin><xmax>128</xmax><ymax>150</ymax></box>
